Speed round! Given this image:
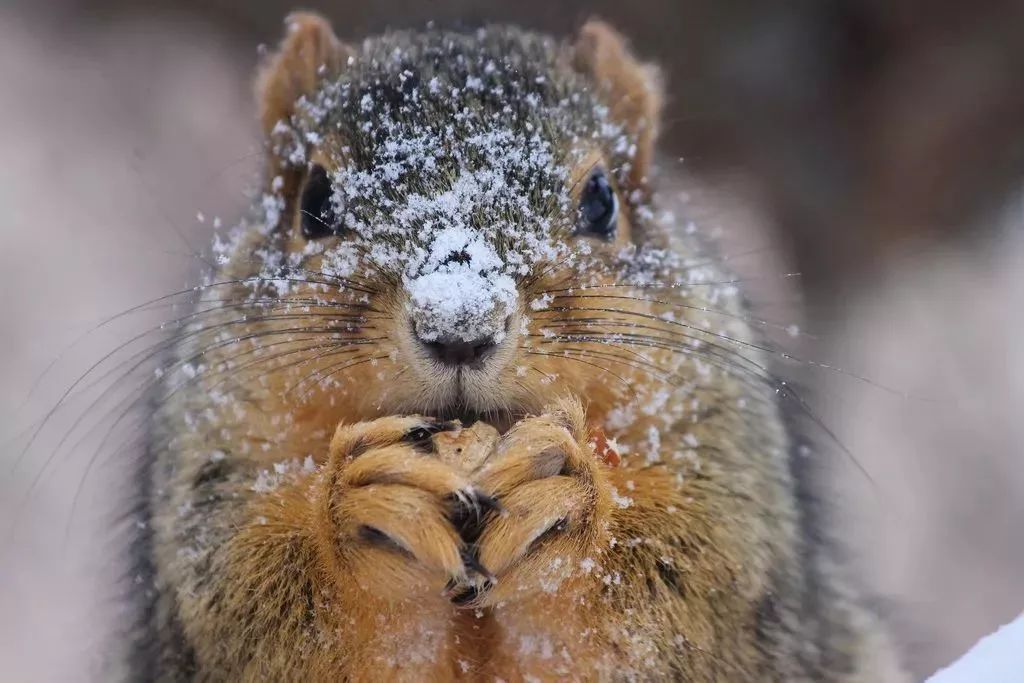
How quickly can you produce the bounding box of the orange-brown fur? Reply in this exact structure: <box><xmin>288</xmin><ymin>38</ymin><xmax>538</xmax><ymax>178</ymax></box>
<box><xmin>132</xmin><ymin>13</ymin><xmax>909</xmax><ymax>682</ymax></box>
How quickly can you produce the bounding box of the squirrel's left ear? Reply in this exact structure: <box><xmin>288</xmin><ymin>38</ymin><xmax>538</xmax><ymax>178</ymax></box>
<box><xmin>256</xmin><ymin>12</ymin><xmax>351</xmax><ymax>137</ymax></box>
<box><xmin>573</xmin><ymin>20</ymin><xmax>664</xmax><ymax>187</ymax></box>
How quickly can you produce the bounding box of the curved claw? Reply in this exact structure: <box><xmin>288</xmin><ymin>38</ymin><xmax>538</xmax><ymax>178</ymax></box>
<box><xmin>448</xmin><ymin>486</ymin><xmax>504</xmax><ymax>544</ymax></box>
<box><xmin>459</xmin><ymin>546</ymin><xmax>495</xmax><ymax>584</ymax></box>
<box><xmin>448</xmin><ymin>582</ymin><xmax>492</xmax><ymax>606</ymax></box>
<box><xmin>444</xmin><ymin>552</ymin><xmax>495</xmax><ymax>606</ymax></box>
<box><xmin>402</xmin><ymin>419</ymin><xmax>460</xmax><ymax>451</ymax></box>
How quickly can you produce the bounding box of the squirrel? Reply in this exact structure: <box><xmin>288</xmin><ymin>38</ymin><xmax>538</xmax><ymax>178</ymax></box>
<box><xmin>124</xmin><ymin>12</ymin><xmax>910</xmax><ymax>681</ymax></box>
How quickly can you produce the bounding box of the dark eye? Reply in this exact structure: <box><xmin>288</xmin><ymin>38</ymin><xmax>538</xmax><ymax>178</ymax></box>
<box><xmin>300</xmin><ymin>164</ymin><xmax>342</xmax><ymax>239</ymax></box>
<box><xmin>576</xmin><ymin>168</ymin><xmax>618</xmax><ymax>239</ymax></box>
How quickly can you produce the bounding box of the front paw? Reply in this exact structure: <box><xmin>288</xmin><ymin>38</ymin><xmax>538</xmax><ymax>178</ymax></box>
<box><xmin>314</xmin><ymin>416</ymin><xmax>497</xmax><ymax>600</ymax></box>
<box><xmin>470</xmin><ymin>400</ymin><xmax>611</xmax><ymax>603</ymax></box>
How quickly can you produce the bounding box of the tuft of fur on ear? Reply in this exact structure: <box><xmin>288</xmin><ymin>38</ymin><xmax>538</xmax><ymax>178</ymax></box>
<box><xmin>573</xmin><ymin>19</ymin><xmax>664</xmax><ymax>187</ymax></box>
<box><xmin>256</xmin><ymin>12</ymin><xmax>351</xmax><ymax>137</ymax></box>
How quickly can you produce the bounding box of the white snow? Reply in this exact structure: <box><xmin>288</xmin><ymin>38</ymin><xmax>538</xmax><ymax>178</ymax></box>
<box><xmin>408</xmin><ymin>265</ymin><xmax>515</xmax><ymax>343</ymax></box>
<box><xmin>406</xmin><ymin>226</ymin><xmax>517</xmax><ymax>342</ymax></box>
<box><xmin>251</xmin><ymin>455</ymin><xmax>317</xmax><ymax>493</ymax></box>
<box><xmin>928</xmin><ymin>613</ymin><xmax>1024</xmax><ymax>682</ymax></box>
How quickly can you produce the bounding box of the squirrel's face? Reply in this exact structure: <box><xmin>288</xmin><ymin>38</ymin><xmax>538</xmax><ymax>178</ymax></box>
<box><xmin>244</xmin><ymin>19</ymin><xmax>665</xmax><ymax>427</ymax></box>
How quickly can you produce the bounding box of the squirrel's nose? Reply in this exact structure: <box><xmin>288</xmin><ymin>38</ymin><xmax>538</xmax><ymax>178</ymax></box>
<box><xmin>420</xmin><ymin>334</ymin><xmax>497</xmax><ymax>367</ymax></box>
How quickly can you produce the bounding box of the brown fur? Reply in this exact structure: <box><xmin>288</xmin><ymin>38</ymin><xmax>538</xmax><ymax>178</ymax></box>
<box><xmin>573</xmin><ymin>20</ymin><xmax>663</xmax><ymax>188</ymax></box>
<box><xmin>136</xmin><ymin>14</ymin><xmax>909</xmax><ymax>682</ymax></box>
<box><xmin>256</xmin><ymin>12</ymin><xmax>351</xmax><ymax>137</ymax></box>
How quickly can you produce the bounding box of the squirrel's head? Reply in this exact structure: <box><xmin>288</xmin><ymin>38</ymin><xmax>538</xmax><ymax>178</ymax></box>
<box><xmin>240</xmin><ymin>14</ymin><xmax>667</xmax><ymax>426</ymax></box>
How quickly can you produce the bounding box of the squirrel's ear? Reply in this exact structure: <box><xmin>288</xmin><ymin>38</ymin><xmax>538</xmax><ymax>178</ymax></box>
<box><xmin>573</xmin><ymin>20</ymin><xmax>663</xmax><ymax>186</ymax></box>
<box><xmin>256</xmin><ymin>12</ymin><xmax>351</xmax><ymax>137</ymax></box>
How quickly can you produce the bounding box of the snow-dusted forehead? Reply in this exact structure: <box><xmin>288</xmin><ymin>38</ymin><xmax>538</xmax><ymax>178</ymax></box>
<box><xmin>334</xmin><ymin>120</ymin><xmax>567</xmax><ymax>279</ymax></box>
<box><xmin>294</xmin><ymin>28</ymin><xmax>631</xmax><ymax>277</ymax></box>
<box><xmin>282</xmin><ymin>28</ymin><xmax>639</xmax><ymax>341</ymax></box>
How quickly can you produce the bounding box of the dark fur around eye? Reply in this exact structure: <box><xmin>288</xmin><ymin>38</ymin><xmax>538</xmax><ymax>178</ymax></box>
<box><xmin>577</xmin><ymin>168</ymin><xmax>618</xmax><ymax>239</ymax></box>
<box><xmin>300</xmin><ymin>164</ymin><xmax>343</xmax><ymax>239</ymax></box>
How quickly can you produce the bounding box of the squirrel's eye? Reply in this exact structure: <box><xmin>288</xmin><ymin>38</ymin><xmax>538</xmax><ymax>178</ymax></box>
<box><xmin>576</xmin><ymin>168</ymin><xmax>618</xmax><ymax>239</ymax></box>
<box><xmin>300</xmin><ymin>164</ymin><xmax>342</xmax><ymax>239</ymax></box>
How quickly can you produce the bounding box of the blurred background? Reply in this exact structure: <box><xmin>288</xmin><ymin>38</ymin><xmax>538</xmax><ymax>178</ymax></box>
<box><xmin>1</xmin><ymin>0</ymin><xmax>1022</xmax><ymax>680</ymax></box>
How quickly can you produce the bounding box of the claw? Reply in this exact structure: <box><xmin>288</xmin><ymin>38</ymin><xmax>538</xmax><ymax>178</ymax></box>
<box><xmin>444</xmin><ymin>554</ymin><xmax>495</xmax><ymax>606</ymax></box>
<box><xmin>403</xmin><ymin>419</ymin><xmax>460</xmax><ymax>452</ymax></box>
<box><xmin>449</xmin><ymin>584</ymin><xmax>486</xmax><ymax>606</ymax></box>
<box><xmin>441</xmin><ymin>548</ymin><xmax>494</xmax><ymax>606</ymax></box>
<box><xmin>448</xmin><ymin>487</ymin><xmax>503</xmax><ymax>543</ymax></box>
<box><xmin>473</xmin><ymin>490</ymin><xmax>505</xmax><ymax>516</ymax></box>
<box><xmin>466</xmin><ymin>486</ymin><xmax>506</xmax><ymax>519</ymax></box>
<box><xmin>459</xmin><ymin>546</ymin><xmax>495</xmax><ymax>584</ymax></box>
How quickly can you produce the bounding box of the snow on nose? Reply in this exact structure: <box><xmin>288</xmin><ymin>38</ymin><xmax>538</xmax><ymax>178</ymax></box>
<box><xmin>406</xmin><ymin>228</ymin><xmax>516</xmax><ymax>345</ymax></box>
<box><xmin>408</xmin><ymin>264</ymin><xmax>515</xmax><ymax>344</ymax></box>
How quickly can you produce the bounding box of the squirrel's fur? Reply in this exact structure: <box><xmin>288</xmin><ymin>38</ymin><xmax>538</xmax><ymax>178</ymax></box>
<box><xmin>127</xmin><ymin>13</ymin><xmax>909</xmax><ymax>681</ymax></box>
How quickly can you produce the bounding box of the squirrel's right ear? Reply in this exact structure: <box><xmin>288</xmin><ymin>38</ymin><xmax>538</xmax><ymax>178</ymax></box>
<box><xmin>573</xmin><ymin>20</ymin><xmax>663</xmax><ymax>187</ymax></box>
<box><xmin>256</xmin><ymin>12</ymin><xmax>351</xmax><ymax>137</ymax></box>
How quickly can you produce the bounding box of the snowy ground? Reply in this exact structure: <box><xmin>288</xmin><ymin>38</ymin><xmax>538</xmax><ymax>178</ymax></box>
<box><xmin>928</xmin><ymin>614</ymin><xmax>1024</xmax><ymax>682</ymax></box>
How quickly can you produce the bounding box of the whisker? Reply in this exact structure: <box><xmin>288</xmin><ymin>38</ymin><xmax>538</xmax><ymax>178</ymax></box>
<box><xmin>293</xmin><ymin>354</ymin><xmax>390</xmax><ymax>399</ymax></box>
<box><xmin>535</xmin><ymin>303</ymin><xmax>915</xmax><ymax>399</ymax></box>
<box><xmin>533</xmin><ymin>328</ymin><xmax>875</xmax><ymax>485</ymax></box>
<box><xmin>19</xmin><ymin>326</ymin><xmax>377</xmax><ymax>507</ymax></box>
<box><xmin>10</xmin><ymin>305</ymin><xmax>375</xmax><ymax>472</ymax></box>
<box><xmin>557</xmin><ymin>301</ymin><xmax>925</xmax><ymax>401</ymax></box>
<box><xmin>525</xmin><ymin>350</ymin><xmax>637</xmax><ymax>398</ymax></box>
<box><xmin>11</xmin><ymin>275</ymin><xmax>377</xmax><ymax>463</ymax></box>
<box><xmin>533</xmin><ymin>331</ymin><xmax>772</xmax><ymax>400</ymax></box>
<box><xmin>62</xmin><ymin>338</ymin><xmax>379</xmax><ymax>542</ymax></box>
<box><xmin>537</xmin><ymin>272</ymin><xmax>802</xmax><ymax>293</ymax></box>
<box><xmin>534</xmin><ymin>342</ymin><xmax>673</xmax><ymax>384</ymax></box>
<box><xmin>532</xmin><ymin>309</ymin><xmax>770</xmax><ymax>378</ymax></box>
<box><xmin>543</xmin><ymin>293</ymin><xmax>811</xmax><ymax>341</ymax></box>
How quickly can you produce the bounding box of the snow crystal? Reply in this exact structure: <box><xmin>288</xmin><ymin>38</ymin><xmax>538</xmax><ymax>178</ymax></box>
<box><xmin>644</xmin><ymin>425</ymin><xmax>661</xmax><ymax>464</ymax></box>
<box><xmin>609</xmin><ymin>486</ymin><xmax>634</xmax><ymax>509</ymax></box>
<box><xmin>252</xmin><ymin>455</ymin><xmax>318</xmax><ymax>493</ymax></box>
<box><xmin>530</xmin><ymin>293</ymin><xmax>554</xmax><ymax>311</ymax></box>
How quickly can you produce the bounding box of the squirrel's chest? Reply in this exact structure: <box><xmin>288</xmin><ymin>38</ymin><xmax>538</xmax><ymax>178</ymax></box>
<box><xmin>340</xmin><ymin>601</ymin><xmax>613</xmax><ymax>682</ymax></box>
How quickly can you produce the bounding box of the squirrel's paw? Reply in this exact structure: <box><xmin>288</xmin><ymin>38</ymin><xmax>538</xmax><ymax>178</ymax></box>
<box><xmin>315</xmin><ymin>416</ymin><xmax>498</xmax><ymax>600</ymax></box>
<box><xmin>469</xmin><ymin>400</ymin><xmax>610</xmax><ymax>605</ymax></box>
